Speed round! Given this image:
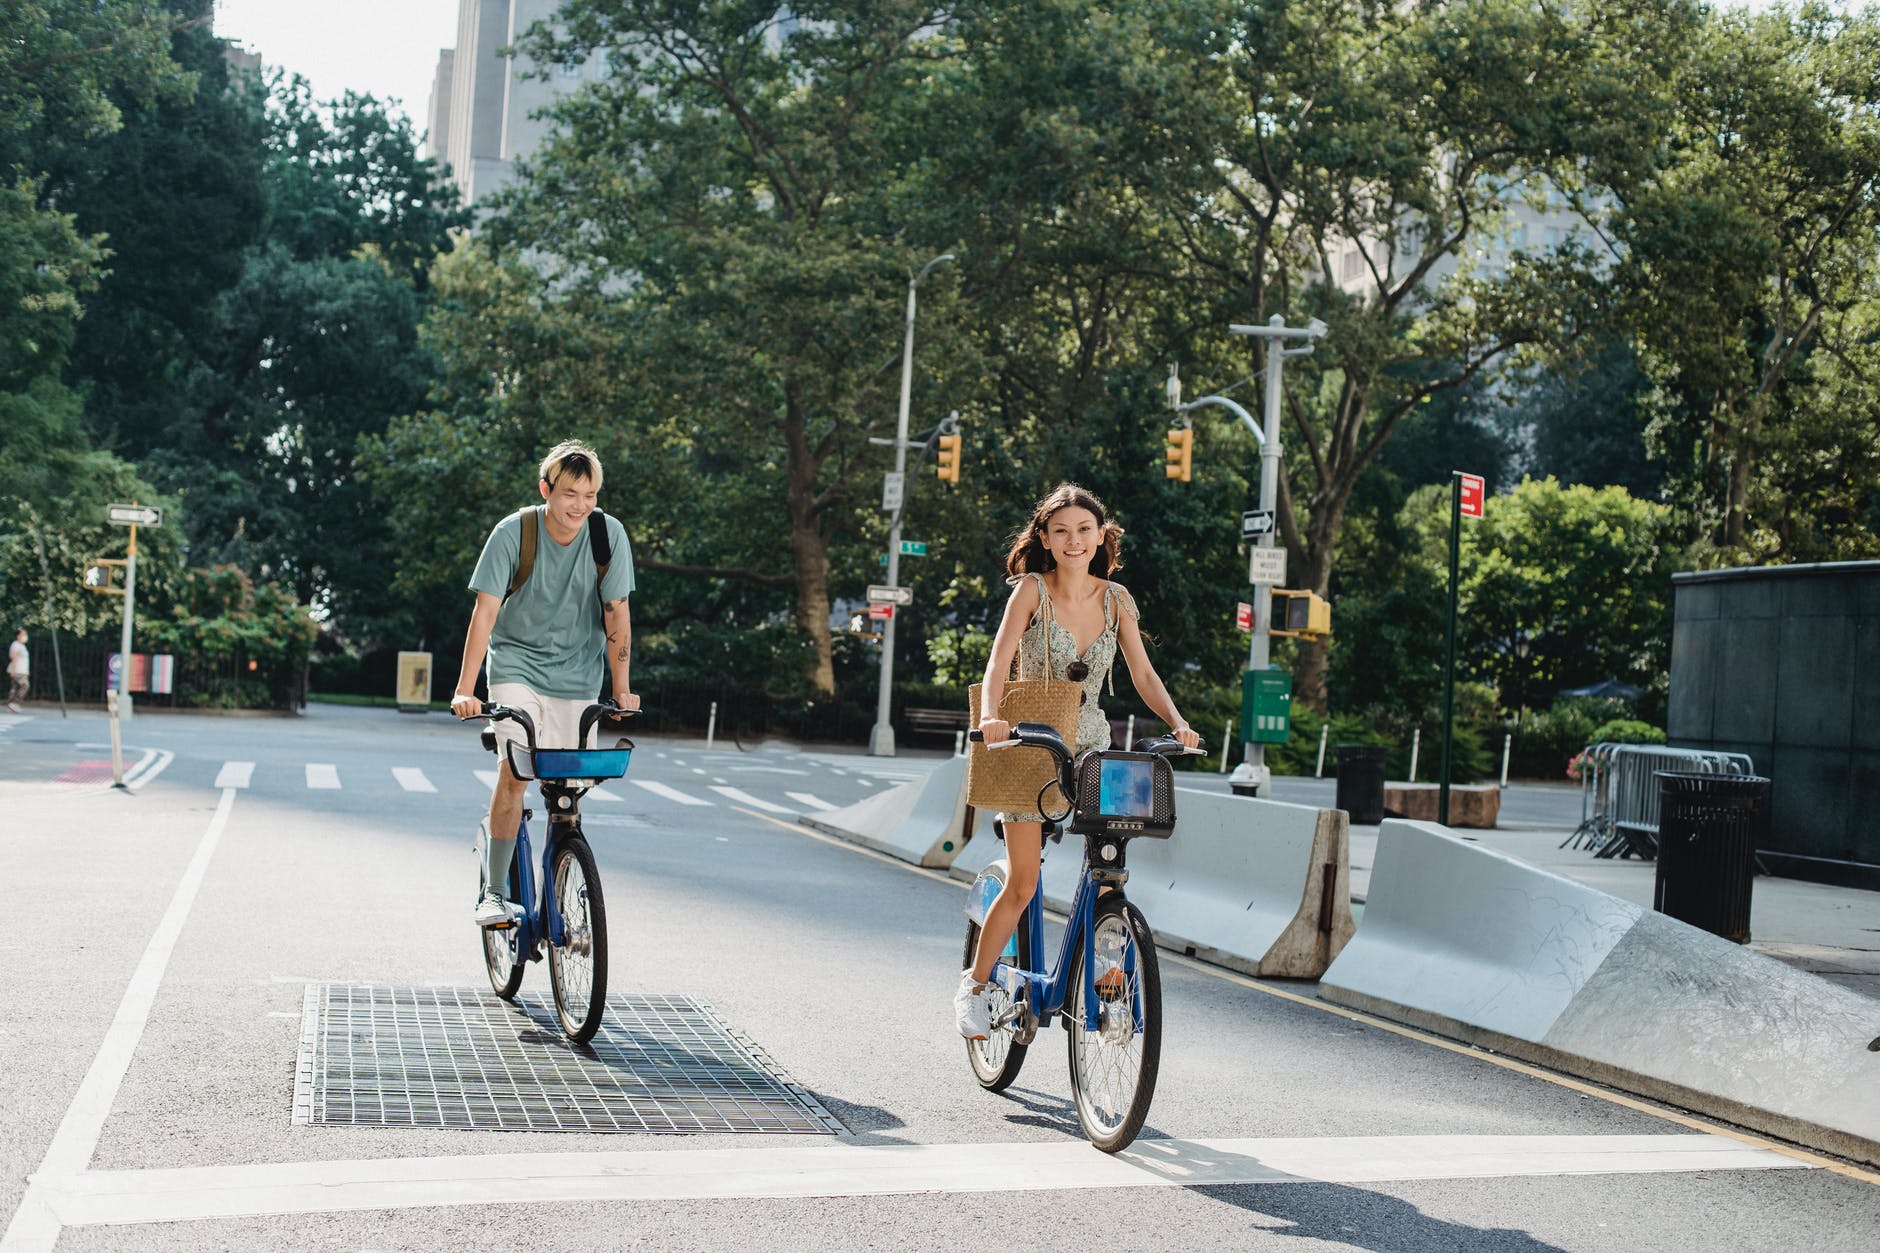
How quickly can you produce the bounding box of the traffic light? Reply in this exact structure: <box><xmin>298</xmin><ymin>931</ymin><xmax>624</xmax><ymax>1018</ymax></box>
<box><xmin>1268</xmin><ymin>589</ymin><xmax>1331</xmax><ymax>639</ymax></box>
<box><xmin>936</xmin><ymin>432</ymin><xmax>961</xmax><ymax>484</ymax></box>
<box><xmin>1164</xmin><ymin>427</ymin><xmax>1192</xmax><ymax>482</ymax></box>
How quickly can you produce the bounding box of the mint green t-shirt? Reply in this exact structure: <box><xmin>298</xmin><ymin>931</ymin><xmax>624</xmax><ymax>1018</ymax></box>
<box><xmin>468</xmin><ymin>508</ymin><xmax>636</xmax><ymax>700</ymax></box>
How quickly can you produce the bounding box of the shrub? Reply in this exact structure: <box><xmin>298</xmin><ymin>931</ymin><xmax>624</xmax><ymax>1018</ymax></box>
<box><xmin>1590</xmin><ymin>718</ymin><xmax>1666</xmax><ymax>746</ymax></box>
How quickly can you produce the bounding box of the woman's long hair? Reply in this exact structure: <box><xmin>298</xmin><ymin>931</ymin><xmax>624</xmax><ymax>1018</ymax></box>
<box><xmin>1002</xmin><ymin>483</ymin><xmax>1125</xmax><ymax>578</ymax></box>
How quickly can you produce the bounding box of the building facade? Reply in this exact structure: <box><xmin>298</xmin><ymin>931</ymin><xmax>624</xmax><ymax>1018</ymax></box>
<box><xmin>428</xmin><ymin>0</ymin><xmax>612</xmax><ymax>208</ymax></box>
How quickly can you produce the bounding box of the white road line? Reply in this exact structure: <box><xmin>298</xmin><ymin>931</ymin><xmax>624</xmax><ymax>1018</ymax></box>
<box><xmin>124</xmin><ymin>750</ymin><xmax>173</xmax><ymax>792</ymax></box>
<box><xmin>730</xmin><ymin>765</ymin><xmax>811</xmax><ymax>776</ymax></box>
<box><xmin>630</xmin><ymin>779</ymin><xmax>712</xmax><ymax>807</ymax></box>
<box><xmin>710</xmin><ymin>786</ymin><xmax>792</xmax><ymax>813</ymax></box>
<box><xmin>584</xmin><ymin>785</ymin><xmax>624</xmax><ymax>803</ymax></box>
<box><xmin>787</xmin><ymin>792</ymin><xmax>839</xmax><ymax>812</ymax></box>
<box><xmin>35</xmin><ymin>1135</ymin><xmax>1805</xmax><ymax>1228</ymax></box>
<box><xmin>473</xmin><ymin>769</ymin><xmax>498</xmax><ymax>791</ymax></box>
<box><xmin>212</xmin><ymin>761</ymin><xmax>253</xmax><ymax>789</ymax></box>
<box><xmin>392</xmin><ymin>768</ymin><xmax>436</xmax><ymax>794</ymax></box>
<box><xmin>305</xmin><ymin>764</ymin><xmax>340</xmax><ymax>790</ymax></box>
<box><xmin>2</xmin><ymin>787</ymin><xmax>238</xmax><ymax>1252</ymax></box>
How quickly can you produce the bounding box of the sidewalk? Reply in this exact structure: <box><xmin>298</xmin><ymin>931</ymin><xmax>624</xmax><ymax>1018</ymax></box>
<box><xmin>1346</xmin><ymin>822</ymin><xmax>1880</xmax><ymax>1004</ymax></box>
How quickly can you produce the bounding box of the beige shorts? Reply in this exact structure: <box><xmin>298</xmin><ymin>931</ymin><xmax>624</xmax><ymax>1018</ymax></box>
<box><xmin>487</xmin><ymin>683</ymin><xmax>598</xmax><ymax>771</ymax></box>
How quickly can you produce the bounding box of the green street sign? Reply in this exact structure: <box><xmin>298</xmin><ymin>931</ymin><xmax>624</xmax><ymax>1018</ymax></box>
<box><xmin>899</xmin><ymin>541</ymin><xmax>928</xmax><ymax>556</ymax></box>
<box><xmin>1241</xmin><ymin>667</ymin><xmax>1293</xmax><ymax>744</ymax></box>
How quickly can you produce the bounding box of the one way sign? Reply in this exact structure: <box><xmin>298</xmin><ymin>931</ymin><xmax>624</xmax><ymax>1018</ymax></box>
<box><xmin>1240</xmin><ymin>509</ymin><xmax>1276</xmax><ymax>540</ymax></box>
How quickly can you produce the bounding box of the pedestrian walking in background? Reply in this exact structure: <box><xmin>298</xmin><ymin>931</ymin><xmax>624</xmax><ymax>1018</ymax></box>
<box><xmin>7</xmin><ymin>627</ymin><xmax>29</xmax><ymax>712</ymax></box>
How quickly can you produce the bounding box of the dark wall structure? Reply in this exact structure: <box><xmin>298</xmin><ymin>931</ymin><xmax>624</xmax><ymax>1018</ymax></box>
<box><xmin>1668</xmin><ymin>561</ymin><xmax>1879</xmax><ymax>890</ymax></box>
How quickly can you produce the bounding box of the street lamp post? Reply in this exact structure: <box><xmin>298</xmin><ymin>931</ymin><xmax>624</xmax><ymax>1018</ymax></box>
<box><xmin>1225</xmin><ymin>314</ymin><xmax>1327</xmax><ymax>796</ymax></box>
<box><xmin>870</xmin><ymin>252</ymin><xmax>954</xmax><ymax>758</ymax></box>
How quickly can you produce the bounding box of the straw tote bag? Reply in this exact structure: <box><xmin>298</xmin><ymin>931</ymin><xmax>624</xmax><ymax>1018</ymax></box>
<box><xmin>966</xmin><ymin>576</ymin><xmax>1081</xmax><ymax>813</ymax></box>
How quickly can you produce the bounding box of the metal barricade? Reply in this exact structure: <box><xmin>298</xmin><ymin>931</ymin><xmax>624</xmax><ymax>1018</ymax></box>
<box><xmin>1561</xmin><ymin>743</ymin><xmax>1755</xmax><ymax>860</ymax></box>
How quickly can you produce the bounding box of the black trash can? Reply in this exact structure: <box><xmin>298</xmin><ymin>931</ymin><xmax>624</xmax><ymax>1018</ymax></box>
<box><xmin>1653</xmin><ymin>771</ymin><xmax>1770</xmax><ymax>944</ymax></box>
<box><xmin>1335</xmin><ymin>744</ymin><xmax>1388</xmax><ymax>825</ymax></box>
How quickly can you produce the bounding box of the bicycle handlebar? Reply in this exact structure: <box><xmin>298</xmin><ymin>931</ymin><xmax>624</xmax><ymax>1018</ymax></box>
<box><xmin>967</xmin><ymin>725</ymin><xmax>1207</xmax><ymax>758</ymax></box>
<box><xmin>463</xmin><ymin>700</ymin><xmax>637</xmax><ymax>754</ymax></box>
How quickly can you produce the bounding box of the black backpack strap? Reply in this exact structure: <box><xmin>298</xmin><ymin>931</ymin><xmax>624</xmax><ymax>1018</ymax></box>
<box><xmin>504</xmin><ymin>508</ymin><xmax>539</xmax><ymax>602</ymax></box>
<box><xmin>588</xmin><ymin>510</ymin><xmax>612</xmax><ymax>583</ymax></box>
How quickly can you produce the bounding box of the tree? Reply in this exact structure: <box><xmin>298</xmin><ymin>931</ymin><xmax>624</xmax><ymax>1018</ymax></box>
<box><xmin>1402</xmin><ymin>476</ymin><xmax>1679</xmax><ymax>713</ymax></box>
<box><xmin>487</xmin><ymin>0</ymin><xmax>978</xmax><ymax>695</ymax></box>
<box><xmin>1176</xmin><ymin>0</ymin><xmax>1698</xmax><ymax>707</ymax></box>
<box><xmin>1614</xmin><ymin>4</ymin><xmax>1880</xmax><ymax>557</ymax></box>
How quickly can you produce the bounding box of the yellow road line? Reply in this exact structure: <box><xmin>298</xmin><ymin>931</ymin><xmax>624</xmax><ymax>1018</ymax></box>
<box><xmin>733</xmin><ymin>806</ymin><xmax>1880</xmax><ymax>1186</ymax></box>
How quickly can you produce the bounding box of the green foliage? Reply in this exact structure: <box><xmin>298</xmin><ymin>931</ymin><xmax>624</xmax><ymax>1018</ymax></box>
<box><xmin>1511</xmin><ymin>696</ymin><xmax>1633</xmax><ymax>779</ymax></box>
<box><xmin>926</xmin><ymin>625</ymin><xmax>993</xmax><ymax>689</ymax></box>
<box><xmin>142</xmin><ymin>565</ymin><xmax>317</xmax><ymax>667</ymax></box>
<box><xmin>1591</xmin><ymin>718</ymin><xmax>1666</xmax><ymax>746</ymax></box>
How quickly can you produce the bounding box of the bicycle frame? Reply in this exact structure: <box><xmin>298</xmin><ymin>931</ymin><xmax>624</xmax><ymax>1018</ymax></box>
<box><xmin>491</xmin><ymin>786</ymin><xmax>586</xmax><ymax>961</ymax></box>
<box><xmin>981</xmin><ymin>836</ymin><xmax>1144</xmax><ymax>1035</ymax></box>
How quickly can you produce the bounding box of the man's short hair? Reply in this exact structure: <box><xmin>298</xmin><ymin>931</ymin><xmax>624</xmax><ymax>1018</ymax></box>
<box><xmin>540</xmin><ymin>440</ymin><xmax>604</xmax><ymax>491</ymax></box>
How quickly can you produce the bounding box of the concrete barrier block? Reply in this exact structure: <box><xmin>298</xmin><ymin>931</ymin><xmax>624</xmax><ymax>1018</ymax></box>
<box><xmin>1320</xmin><ymin>818</ymin><xmax>1880</xmax><ymax>1165</ymax></box>
<box><xmin>800</xmin><ymin>756</ymin><xmax>973</xmax><ymax>868</ymax></box>
<box><xmin>1320</xmin><ymin>820</ymin><xmax>1640</xmax><ymax>1040</ymax></box>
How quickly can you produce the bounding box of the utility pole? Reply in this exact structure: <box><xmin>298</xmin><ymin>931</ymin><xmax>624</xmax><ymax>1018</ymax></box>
<box><xmin>870</xmin><ymin>253</ymin><xmax>954</xmax><ymax>758</ymax></box>
<box><xmin>100</xmin><ymin>502</ymin><xmax>161</xmax><ymax>787</ymax></box>
<box><xmin>1225</xmin><ymin>315</ymin><xmax>1326</xmax><ymax>797</ymax></box>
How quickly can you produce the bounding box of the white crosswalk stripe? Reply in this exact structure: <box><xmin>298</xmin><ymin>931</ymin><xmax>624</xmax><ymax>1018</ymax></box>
<box><xmin>787</xmin><ymin>792</ymin><xmax>838</xmax><ymax>811</ymax></box>
<box><xmin>214</xmin><ymin>761</ymin><xmax>253</xmax><ymax>789</ymax></box>
<box><xmin>306</xmin><ymin>764</ymin><xmax>340</xmax><ymax>790</ymax></box>
<box><xmin>711</xmin><ymin>785</ymin><xmax>792</xmax><ymax>814</ymax></box>
<box><xmin>585</xmin><ymin>785</ymin><xmax>625</xmax><ymax>803</ymax></box>
<box><xmin>632</xmin><ymin>779</ymin><xmax>712</xmax><ymax>806</ymax></box>
<box><xmin>392</xmin><ymin>767</ymin><xmax>436</xmax><ymax>794</ymax></box>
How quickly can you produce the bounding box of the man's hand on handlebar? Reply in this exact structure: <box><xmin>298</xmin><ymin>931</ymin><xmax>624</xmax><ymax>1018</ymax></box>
<box><xmin>451</xmin><ymin>692</ymin><xmax>483</xmax><ymax>719</ymax></box>
<box><xmin>610</xmin><ymin>690</ymin><xmax>641</xmax><ymax>716</ymax></box>
<box><xmin>1172</xmin><ymin>724</ymin><xmax>1201</xmax><ymax>751</ymax></box>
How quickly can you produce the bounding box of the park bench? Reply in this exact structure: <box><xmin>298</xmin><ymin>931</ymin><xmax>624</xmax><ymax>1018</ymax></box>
<box><xmin>905</xmin><ymin>706</ymin><xmax>970</xmax><ymax>740</ymax></box>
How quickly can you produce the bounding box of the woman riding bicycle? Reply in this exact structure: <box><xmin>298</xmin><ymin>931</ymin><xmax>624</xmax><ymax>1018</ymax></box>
<box><xmin>958</xmin><ymin>483</ymin><xmax>1201</xmax><ymax>1038</ymax></box>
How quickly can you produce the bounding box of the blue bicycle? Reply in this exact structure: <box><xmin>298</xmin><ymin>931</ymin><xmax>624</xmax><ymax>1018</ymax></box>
<box><xmin>469</xmin><ymin>701</ymin><xmax>635</xmax><ymax>1044</ymax></box>
<box><xmin>963</xmin><ymin>723</ymin><xmax>1203</xmax><ymax>1152</ymax></box>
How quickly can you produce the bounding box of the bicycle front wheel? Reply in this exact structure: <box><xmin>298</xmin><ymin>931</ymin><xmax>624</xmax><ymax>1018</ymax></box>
<box><xmin>963</xmin><ymin>915</ymin><xmax>1032</xmax><ymax>1091</ymax></box>
<box><xmin>1065</xmin><ymin>895</ymin><xmax>1161</xmax><ymax>1152</ymax></box>
<box><xmin>547</xmin><ymin>834</ymin><xmax>609</xmax><ymax>1043</ymax></box>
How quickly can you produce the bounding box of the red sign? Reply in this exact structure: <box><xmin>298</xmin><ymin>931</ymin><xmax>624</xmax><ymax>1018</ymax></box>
<box><xmin>1458</xmin><ymin>472</ymin><xmax>1485</xmax><ymax>519</ymax></box>
<box><xmin>1235</xmin><ymin>601</ymin><xmax>1253</xmax><ymax>632</ymax></box>
<box><xmin>868</xmin><ymin>603</ymin><xmax>893</xmax><ymax>620</ymax></box>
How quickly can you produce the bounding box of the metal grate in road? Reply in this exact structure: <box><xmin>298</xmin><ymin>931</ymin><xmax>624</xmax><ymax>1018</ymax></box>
<box><xmin>294</xmin><ymin>984</ymin><xmax>842</xmax><ymax>1135</ymax></box>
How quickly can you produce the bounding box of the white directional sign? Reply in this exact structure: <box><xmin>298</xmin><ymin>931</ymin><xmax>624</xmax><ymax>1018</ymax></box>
<box><xmin>1241</xmin><ymin>509</ymin><xmax>1276</xmax><ymax>540</ymax></box>
<box><xmin>881</xmin><ymin>472</ymin><xmax>905</xmax><ymax>512</ymax></box>
<box><xmin>1248</xmin><ymin>546</ymin><xmax>1288</xmax><ymax>586</ymax></box>
<box><xmin>866</xmin><ymin>584</ymin><xmax>914</xmax><ymax>606</ymax></box>
<box><xmin>106</xmin><ymin>504</ymin><xmax>162</xmax><ymax>527</ymax></box>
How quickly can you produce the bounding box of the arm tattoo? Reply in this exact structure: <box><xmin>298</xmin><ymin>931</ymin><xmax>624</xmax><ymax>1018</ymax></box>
<box><xmin>615</xmin><ymin>645</ymin><xmax>629</xmax><ymax>661</ymax></box>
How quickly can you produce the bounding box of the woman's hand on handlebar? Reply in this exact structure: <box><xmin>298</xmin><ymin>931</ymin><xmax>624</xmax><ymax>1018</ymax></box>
<box><xmin>451</xmin><ymin>692</ymin><xmax>483</xmax><ymax>719</ymax></box>
<box><xmin>977</xmin><ymin>717</ymin><xmax>1011</xmax><ymax>746</ymax></box>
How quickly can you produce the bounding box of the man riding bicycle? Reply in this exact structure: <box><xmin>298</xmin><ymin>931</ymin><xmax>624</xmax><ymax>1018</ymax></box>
<box><xmin>451</xmin><ymin>440</ymin><xmax>639</xmax><ymax>927</ymax></box>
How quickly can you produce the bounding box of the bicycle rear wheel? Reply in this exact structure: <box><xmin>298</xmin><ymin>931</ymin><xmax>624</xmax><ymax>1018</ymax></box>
<box><xmin>962</xmin><ymin>915</ymin><xmax>1032</xmax><ymax>1091</ymax></box>
<box><xmin>478</xmin><ymin>829</ymin><xmax>523</xmax><ymax>999</ymax></box>
<box><xmin>547</xmin><ymin>833</ymin><xmax>609</xmax><ymax>1043</ymax></box>
<box><xmin>1065</xmin><ymin>895</ymin><xmax>1161</xmax><ymax>1152</ymax></box>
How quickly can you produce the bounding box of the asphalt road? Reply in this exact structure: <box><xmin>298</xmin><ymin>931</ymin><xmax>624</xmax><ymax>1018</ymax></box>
<box><xmin>1</xmin><ymin>705</ymin><xmax>1874</xmax><ymax>1251</ymax></box>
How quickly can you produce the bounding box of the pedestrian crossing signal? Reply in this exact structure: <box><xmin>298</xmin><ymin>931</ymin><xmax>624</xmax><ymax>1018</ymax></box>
<box><xmin>936</xmin><ymin>432</ymin><xmax>961</xmax><ymax>483</ymax></box>
<box><xmin>1268</xmin><ymin>589</ymin><xmax>1331</xmax><ymax>638</ymax></box>
<box><xmin>1165</xmin><ymin>428</ymin><xmax>1192</xmax><ymax>482</ymax></box>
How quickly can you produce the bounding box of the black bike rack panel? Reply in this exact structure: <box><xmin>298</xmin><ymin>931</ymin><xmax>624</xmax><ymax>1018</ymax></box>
<box><xmin>294</xmin><ymin>985</ymin><xmax>843</xmax><ymax>1135</ymax></box>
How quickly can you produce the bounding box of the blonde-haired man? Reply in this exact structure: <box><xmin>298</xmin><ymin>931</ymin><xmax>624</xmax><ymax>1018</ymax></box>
<box><xmin>452</xmin><ymin>441</ymin><xmax>638</xmax><ymax>926</ymax></box>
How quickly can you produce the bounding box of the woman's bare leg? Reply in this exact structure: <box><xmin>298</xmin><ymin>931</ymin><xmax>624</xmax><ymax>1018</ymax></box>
<box><xmin>970</xmin><ymin>821</ymin><xmax>1042</xmax><ymax>983</ymax></box>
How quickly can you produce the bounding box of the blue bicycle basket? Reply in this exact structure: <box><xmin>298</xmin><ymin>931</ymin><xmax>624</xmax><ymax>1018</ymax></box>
<box><xmin>531</xmin><ymin>747</ymin><xmax>632</xmax><ymax>779</ymax></box>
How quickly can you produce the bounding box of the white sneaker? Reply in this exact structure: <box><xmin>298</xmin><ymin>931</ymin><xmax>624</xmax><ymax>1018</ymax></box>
<box><xmin>474</xmin><ymin>890</ymin><xmax>512</xmax><ymax>929</ymax></box>
<box><xmin>955</xmin><ymin>970</ymin><xmax>992</xmax><ymax>1040</ymax></box>
<box><xmin>5</xmin><ymin>702</ymin><xmax>19</xmax><ymax>714</ymax></box>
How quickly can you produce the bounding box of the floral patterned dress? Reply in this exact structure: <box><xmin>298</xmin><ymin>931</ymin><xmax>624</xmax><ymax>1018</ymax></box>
<box><xmin>1000</xmin><ymin>572</ymin><xmax>1139</xmax><ymax>823</ymax></box>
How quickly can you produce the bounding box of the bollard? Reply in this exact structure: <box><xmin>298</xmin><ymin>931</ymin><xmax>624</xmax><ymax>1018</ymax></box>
<box><xmin>1315</xmin><ymin>723</ymin><xmax>1329</xmax><ymax>778</ymax></box>
<box><xmin>954</xmin><ymin>729</ymin><xmax>965</xmax><ymax>756</ymax></box>
<box><xmin>1125</xmin><ymin>714</ymin><xmax>1136</xmax><ymax>748</ymax></box>
<box><xmin>706</xmin><ymin>700</ymin><xmax>717</xmax><ymax>750</ymax></box>
<box><xmin>1219</xmin><ymin>718</ymin><xmax>1231</xmax><ymax>773</ymax></box>
<box><xmin>1500</xmin><ymin>731</ymin><xmax>1512</xmax><ymax>789</ymax></box>
<box><xmin>1409</xmin><ymin>727</ymin><xmax>1421</xmax><ymax>783</ymax></box>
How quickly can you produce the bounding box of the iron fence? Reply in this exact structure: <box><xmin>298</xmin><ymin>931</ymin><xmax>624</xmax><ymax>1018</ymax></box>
<box><xmin>1563</xmin><ymin>742</ymin><xmax>1757</xmax><ymax>860</ymax></box>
